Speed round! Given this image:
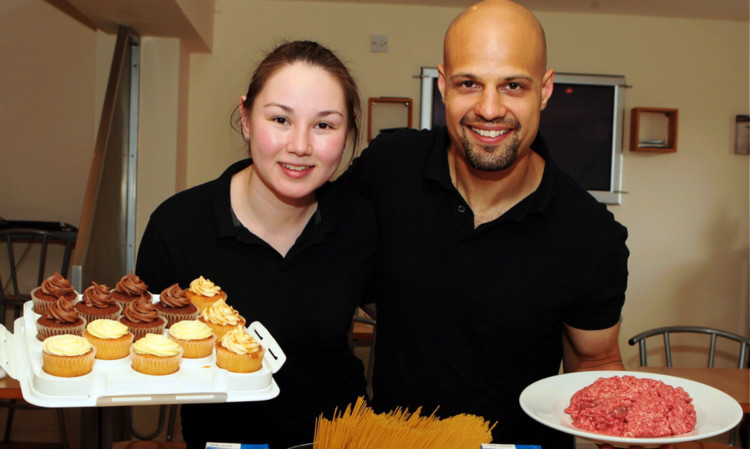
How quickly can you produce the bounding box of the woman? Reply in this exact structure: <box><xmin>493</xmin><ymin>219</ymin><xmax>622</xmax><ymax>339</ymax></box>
<box><xmin>135</xmin><ymin>41</ymin><xmax>376</xmax><ymax>449</ymax></box>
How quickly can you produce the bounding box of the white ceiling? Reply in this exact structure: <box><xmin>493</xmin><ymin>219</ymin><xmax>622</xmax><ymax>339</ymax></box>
<box><xmin>286</xmin><ymin>0</ymin><xmax>750</xmax><ymax>22</ymax></box>
<box><xmin>52</xmin><ymin>0</ymin><xmax>749</xmax><ymax>53</ymax></box>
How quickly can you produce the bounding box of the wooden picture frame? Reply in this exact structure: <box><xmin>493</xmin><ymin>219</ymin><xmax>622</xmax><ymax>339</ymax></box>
<box><xmin>630</xmin><ymin>107</ymin><xmax>679</xmax><ymax>152</ymax></box>
<box><xmin>367</xmin><ymin>97</ymin><xmax>412</xmax><ymax>142</ymax></box>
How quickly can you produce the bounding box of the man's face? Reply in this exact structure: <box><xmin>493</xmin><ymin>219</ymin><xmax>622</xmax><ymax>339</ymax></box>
<box><xmin>438</xmin><ymin>22</ymin><xmax>553</xmax><ymax>172</ymax></box>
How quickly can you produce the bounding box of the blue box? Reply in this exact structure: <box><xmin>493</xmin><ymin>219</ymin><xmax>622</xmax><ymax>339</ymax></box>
<box><xmin>481</xmin><ymin>445</ymin><xmax>542</xmax><ymax>449</ymax></box>
<box><xmin>205</xmin><ymin>444</ymin><xmax>269</xmax><ymax>449</ymax></box>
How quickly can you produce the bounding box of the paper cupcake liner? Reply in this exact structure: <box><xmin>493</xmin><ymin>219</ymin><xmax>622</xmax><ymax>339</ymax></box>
<box><xmin>130</xmin><ymin>346</ymin><xmax>183</xmax><ymax>375</ymax></box>
<box><xmin>78</xmin><ymin>305</ymin><xmax>123</xmax><ymax>325</ymax></box>
<box><xmin>83</xmin><ymin>331</ymin><xmax>134</xmax><ymax>360</ymax></box>
<box><xmin>122</xmin><ymin>318</ymin><xmax>166</xmax><ymax>342</ymax></box>
<box><xmin>31</xmin><ymin>289</ymin><xmax>55</xmax><ymax>315</ymax></box>
<box><xmin>200</xmin><ymin>317</ymin><xmax>246</xmax><ymax>341</ymax></box>
<box><xmin>31</xmin><ymin>287</ymin><xmax>78</xmax><ymax>315</ymax></box>
<box><xmin>112</xmin><ymin>292</ymin><xmax>153</xmax><ymax>312</ymax></box>
<box><xmin>158</xmin><ymin>308</ymin><xmax>200</xmax><ymax>328</ymax></box>
<box><xmin>42</xmin><ymin>346</ymin><xmax>97</xmax><ymax>377</ymax></box>
<box><xmin>112</xmin><ymin>298</ymin><xmax>137</xmax><ymax>312</ymax></box>
<box><xmin>187</xmin><ymin>291</ymin><xmax>226</xmax><ymax>313</ymax></box>
<box><xmin>168</xmin><ymin>334</ymin><xmax>216</xmax><ymax>359</ymax></box>
<box><xmin>36</xmin><ymin>319</ymin><xmax>87</xmax><ymax>342</ymax></box>
<box><xmin>215</xmin><ymin>344</ymin><xmax>264</xmax><ymax>373</ymax></box>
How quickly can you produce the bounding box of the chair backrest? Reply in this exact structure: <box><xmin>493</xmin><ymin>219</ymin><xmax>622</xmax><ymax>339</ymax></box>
<box><xmin>628</xmin><ymin>326</ymin><xmax>750</xmax><ymax>368</ymax></box>
<box><xmin>0</xmin><ymin>228</ymin><xmax>77</xmax><ymax>321</ymax></box>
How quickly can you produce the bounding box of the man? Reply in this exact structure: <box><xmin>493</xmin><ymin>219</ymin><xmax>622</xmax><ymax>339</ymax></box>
<box><xmin>347</xmin><ymin>0</ymin><xmax>629</xmax><ymax>446</ymax></box>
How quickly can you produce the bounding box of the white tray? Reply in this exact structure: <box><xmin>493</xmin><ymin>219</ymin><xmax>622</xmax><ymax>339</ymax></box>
<box><xmin>0</xmin><ymin>301</ymin><xmax>286</xmax><ymax>408</ymax></box>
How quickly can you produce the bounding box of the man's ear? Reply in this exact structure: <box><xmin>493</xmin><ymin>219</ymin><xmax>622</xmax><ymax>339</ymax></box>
<box><xmin>437</xmin><ymin>64</ymin><xmax>447</xmax><ymax>101</ymax></box>
<box><xmin>540</xmin><ymin>68</ymin><xmax>555</xmax><ymax>110</ymax></box>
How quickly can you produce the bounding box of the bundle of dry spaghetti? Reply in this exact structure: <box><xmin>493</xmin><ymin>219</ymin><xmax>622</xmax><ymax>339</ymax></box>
<box><xmin>313</xmin><ymin>396</ymin><xmax>494</xmax><ymax>449</ymax></box>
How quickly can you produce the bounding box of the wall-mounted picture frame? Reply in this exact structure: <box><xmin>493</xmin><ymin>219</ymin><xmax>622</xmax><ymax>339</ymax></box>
<box><xmin>367</xmin><ymin>97</ymin><xmax>412</xmax><ymax>142</ymax></box>
<box><xmin>735</xmin><ymin>115</ymin><xmax>749</xmax><ymax>155</ymax></box>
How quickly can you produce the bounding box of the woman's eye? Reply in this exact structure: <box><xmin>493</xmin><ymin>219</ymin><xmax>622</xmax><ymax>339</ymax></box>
<box><xmin>316</xmin><ymin>122</ymin><xmax>333</xmax><ymax>130</ymax></box>
<box><xmin>272</xmin><ymin>117</ymin><xmax>289</xmax><ymax>125</ymax></box>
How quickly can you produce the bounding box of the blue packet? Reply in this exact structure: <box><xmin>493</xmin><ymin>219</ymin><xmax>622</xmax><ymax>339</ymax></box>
<box><xmin>205</xmin><ymin>444</ymin><xmax>270</xmax><ymax>449</ymax></box>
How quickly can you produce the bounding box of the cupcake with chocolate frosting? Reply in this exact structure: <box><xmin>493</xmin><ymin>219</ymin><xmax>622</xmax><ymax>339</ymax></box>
<box><xmin>111</xmin><ymin>271</ymin><xmax>152</xmax><ymax>310</ymax></box>
<box><xmin>32</xmin><ymin>272</ymin><xmax>78</xmax><ymax>315</ymax></box>
<box><xmin>36</xmin><ymin>296</ymin><xmax>86</xmax><ymax>341</ymax></box>
<box><xmin>155</xmin><ymin>283</ymin><xmax>199</xmax><ymax>328</ymax></box>
<box><xmin>75</xmin><ymin>282</ymin><xmax>122</xmax><ymax>323</ymax></box>
<box><xmin>118</xmin><ymin>295</ymin><xmax>166</xmax><ymax>341</ymax></box>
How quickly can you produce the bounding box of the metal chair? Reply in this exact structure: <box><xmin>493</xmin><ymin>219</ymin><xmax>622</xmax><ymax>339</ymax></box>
<box><xmin>0</xmin><ymin>226</ymin><xmax>77</xmax><ymax>449</ymax></box>
<box><xmin>0</xmin><ymin>227</ymin><xmax>77</xmax><ymax>328</ymax></box>
<box><xmin>124</xmin><ymin>404</ymin><xmax>183</xmax><ymax>447</ymax></box>
<box><xmin>628</xmin><ymin>326</ymin><xmax>749</xmax><ymax>368</ymax></box>
<box><xmin>628</xmin><ymin>326</ymin><xmax>750</xmax><ymax>446</ymax></box>
<box><xmin>349</xmin><ymin>308</ymin><xmax>376</xmax><ymax>399</ymax></box>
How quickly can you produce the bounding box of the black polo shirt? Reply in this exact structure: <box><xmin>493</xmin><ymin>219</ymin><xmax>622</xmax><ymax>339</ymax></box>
<box><xmin>136</xmin><ymin>159</ymin><xmax>377</xmax><ymax>448</ymax></box>
<box><xmin>347</xmin><ymin>127</ymin><xmax>628</xmax><ymax>447</ymax></box>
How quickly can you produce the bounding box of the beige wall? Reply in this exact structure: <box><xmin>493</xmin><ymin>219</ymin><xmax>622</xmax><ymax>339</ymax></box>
<box><xmin>1</xmin><ymin>0</ymin><xmax>748</xmax><ymax>372</ymax></box>
<box><xmin>182</xmin><ymin>1</ymin><xmax>750</xmax><ymax>366</ymax></box>
<box><xmin>137</xmin><ymin>36</ymin><xmax>183</xmax><ymax>245</ymax></box>
<box><xmin>0</xmin><ymin>0</ymin><xmax>97</xmax><ymax>226</ymax></box>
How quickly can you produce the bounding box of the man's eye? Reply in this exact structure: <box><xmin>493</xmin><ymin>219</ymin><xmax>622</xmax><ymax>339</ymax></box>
<box><xmin>459</xmin><ymin>80</ymin><xmax>476</xmax><ymax>88</ymax></box>
<box><xmin>506</xmin><ymin>82</ymin><xmax>522</xmax><ymax>90</ymax></box>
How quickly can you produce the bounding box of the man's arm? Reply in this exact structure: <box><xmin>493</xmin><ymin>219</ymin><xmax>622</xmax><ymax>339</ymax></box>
<box><xmin>562</xmin><ymin>320</ymin><xmax>625</xmax><ymax>373</ymax></box>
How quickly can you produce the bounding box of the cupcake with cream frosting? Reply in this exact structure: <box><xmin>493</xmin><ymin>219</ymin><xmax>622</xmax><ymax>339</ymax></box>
<box><xmin>32</xmin><ymin>272</ymin><xmax>78</xmax><ymax>315</ymax></box>
<box><xmin>155</xmin><ymin>283</ymin><xmax>199</xmax><ymax>328</ymax></box>
<box><xmin>75</xmin><ymin>282</ymin><xmax>122</xmax><ymax>323</ymax></box>
<box><xmin>83</xmin><ymin>319</ymin><xmax>134</xmax><ymax>360</ymax></box>
<box><xmin>130</xmin><ymin>333</ymin><xmax>183</xmax><ymax>375</ymax></box>
<box><xmin>186</xmin><ymin>276</ymin><xmax>227</xmax><ymax>313</ymax></box>
<box><xmin>111</xmin><ymin>271</ymin><xmax>152</xmax><ymax>310</ymax></box>
<box><xmin>168</xmin><ymin>319</ymin><xmax>216</xmax><ymax>358</ymax></box>
<box><xmin>42</xmin><ymin>334</ymin><xmax>97</xmax><ymax>377</ymax></box>
<box><xmin>36</xmin><ymin>296</ymin><xmax>86</xmax><ymax>341</ymax></box>
<box><xmin>118</xmin><ymin>296</ymin><xmax>166</xmax><ymax>341</ymax></box>
<box><xmin>215</xmin><ymin>327</ymin><xmax>264</xmax><ymax>373</ymax></box>
<box><xmin>198</xmin><ymin>297</ymin><xmax>245</xmax><ymax>341</ymax></box>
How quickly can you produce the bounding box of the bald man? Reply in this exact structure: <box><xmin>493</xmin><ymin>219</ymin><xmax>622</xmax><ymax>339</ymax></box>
<box><xmin>347</xmin><ymin>1</ymin><xmax>629</xmax><ymax>446</ymax></box>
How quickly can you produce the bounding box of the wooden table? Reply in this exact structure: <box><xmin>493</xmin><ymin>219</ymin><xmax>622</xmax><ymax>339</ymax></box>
<box><xmin>0</xmin><ymin>374</ymin><xmax>23</xmax><ymax>399</ymax></box>
<box><xmin>631</xmin><ymin>367</ymin><xmax>749</xmax><ymax>412</ymax></box>
<box><xmin>351</xmin><ymin>320</ymin><xmax>375</xmax><ymax>341</ymax></box>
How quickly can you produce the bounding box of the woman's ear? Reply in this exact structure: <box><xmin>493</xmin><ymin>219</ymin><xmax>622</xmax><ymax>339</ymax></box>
<box><xmin>239</xmin><ymin>96</ymin><xmax>251</xmax><ymax>141</ymax></box>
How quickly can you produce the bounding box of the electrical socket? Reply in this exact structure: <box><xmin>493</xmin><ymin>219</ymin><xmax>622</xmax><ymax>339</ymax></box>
<box><xmin>370</xmin><ymin>34</ymin><xmax>388</xmax><ymax>53</ymax></box>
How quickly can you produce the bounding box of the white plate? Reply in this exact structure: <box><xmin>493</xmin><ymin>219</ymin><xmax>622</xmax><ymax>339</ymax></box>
<box><xmin>519</xmin><ymin>370</ymin><xmax>743</xmax><ymax>448</ymax></box>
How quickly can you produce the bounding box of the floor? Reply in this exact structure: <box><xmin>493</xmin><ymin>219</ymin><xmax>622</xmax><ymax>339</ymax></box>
<box><xmin>0</xmin><ymin>444</ymin><xmax>64</xmax><ymax>449</ymax></box>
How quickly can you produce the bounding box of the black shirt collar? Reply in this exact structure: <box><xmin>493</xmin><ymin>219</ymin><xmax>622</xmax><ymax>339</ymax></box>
<box><xmin>210</xmin><ymin>158</ymin><xmax>336</xmax><ymax>247</ymax></box>
<box><xmin>211</xmin><ymin>159</ymin><xmax>251</xmax><ymax>238</ymax></box>
<box><xmin>422</xmin><ymin>126</ymin><xmax>556</xmax><ymax>221</ymax></box>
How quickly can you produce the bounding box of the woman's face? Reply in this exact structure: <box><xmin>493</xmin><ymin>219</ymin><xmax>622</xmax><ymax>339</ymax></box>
<box><xmin>241</xmin><ymin>62</ymin><xmax>348</xmax><ymax>205</ymax></box>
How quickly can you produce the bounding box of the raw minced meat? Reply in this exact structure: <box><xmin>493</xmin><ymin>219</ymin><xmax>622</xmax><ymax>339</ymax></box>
<box><xmin>564</xmin><ymin>375</ymin><xmax>696</xmax><ymax>437</ymax></box>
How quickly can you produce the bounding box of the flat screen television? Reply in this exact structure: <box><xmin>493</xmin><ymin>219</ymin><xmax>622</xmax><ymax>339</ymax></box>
<box><xmin>419</xmin><ymin>68</ymin><xmax>626</xmax><ymax>204</ymax></box>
